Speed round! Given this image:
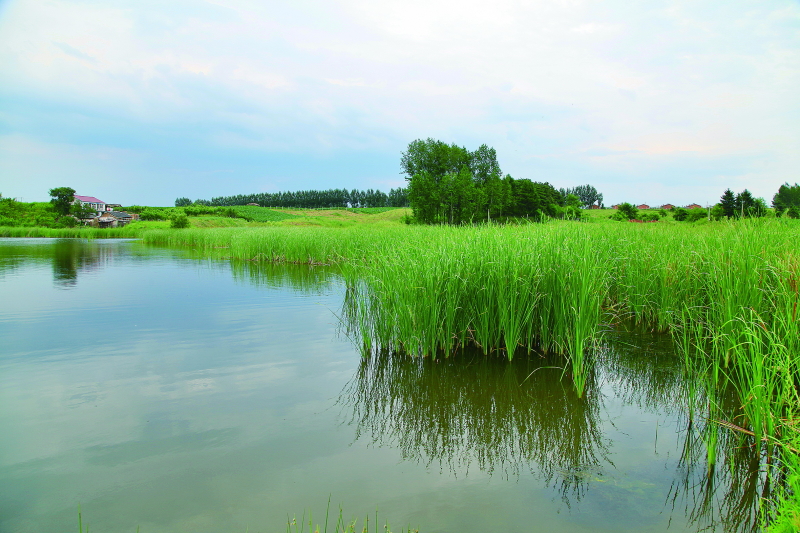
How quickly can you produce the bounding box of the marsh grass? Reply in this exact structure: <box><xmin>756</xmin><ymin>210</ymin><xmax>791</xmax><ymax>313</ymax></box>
<box><xmin>142</xmin><ymin>219</ymin><xmax>800</xmax><ymax>525</ymax></box>
<box><xmin>0</xmin><ymin>225</ymin><xmax>147</xmax><ymax>238</ymax></box>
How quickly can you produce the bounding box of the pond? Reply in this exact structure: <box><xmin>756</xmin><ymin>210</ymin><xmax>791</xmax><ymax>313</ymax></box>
<box><xmin>0</xmin><ymin>239</ymin><xmax>765</xmax><ymax>532</ymax></box>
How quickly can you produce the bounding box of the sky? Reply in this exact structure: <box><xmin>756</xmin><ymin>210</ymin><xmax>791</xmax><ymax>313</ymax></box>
<box><xmin>0</xmin><ymin>0</ymin><xmax>798</xmax><ymax>207</ymax></box>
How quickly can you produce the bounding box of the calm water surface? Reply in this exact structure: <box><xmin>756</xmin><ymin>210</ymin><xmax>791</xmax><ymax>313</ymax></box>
<box><xmin>0</xmin><ymin>239</ymin><xmax>754</xmax><ymax>532</ymax></box>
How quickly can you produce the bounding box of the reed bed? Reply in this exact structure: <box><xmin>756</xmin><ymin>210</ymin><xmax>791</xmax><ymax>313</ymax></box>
<box><xmin>0</xmin><ymin>225</ymin><xmax>144</xmax><ymax>238</ymax></box>
<box><xmin>141</xmin><ymin>219</ymin><xmax>800</xmax><ymax>525</ymax></box>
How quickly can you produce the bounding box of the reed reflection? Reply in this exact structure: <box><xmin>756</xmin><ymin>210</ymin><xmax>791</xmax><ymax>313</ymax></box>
<box><xmin>228</xmin><ymin>260</ymin><xmax>337</xmax><ymax>293</ymax></box>
<box><xmin>339</xmin><ymin>348</ymin><xmax>608</xmax><ymax>499</ymax></box>
<box><xmin>668</xmin><ymin>387</ymin><xmax>782</xmax><ymax>533</ymax></box>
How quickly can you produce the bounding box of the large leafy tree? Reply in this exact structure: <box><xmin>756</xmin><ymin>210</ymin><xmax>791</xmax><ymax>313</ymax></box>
<box><xmin>401</xmin><ymin>138</ymin><xmax>471</xmax><ymax>182</ymax></box>
<box><xmin>49</xmin><ymin>187</ymin><xmax>76</xmax><ymax>216</ymax></box>
<box><xmin>772</xmin><ymin>183</ymin><xmax>800</xmax><ymax>215</ymax></box>
<box><xmin>470</xmin><ymin>144</ymin><xmax>504</xmax><ymax>220</ymax></box>
<box><xmin>507</xmin><ymin>179</ymin><xmax>561</xmax><ymax>219</ymax></box>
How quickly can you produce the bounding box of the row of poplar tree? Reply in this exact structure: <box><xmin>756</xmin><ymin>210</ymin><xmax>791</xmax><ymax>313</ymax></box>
<box><xmin>401</xmin><ymin>138</ymin><xmax>602</xmax><ymax>224</ymax></box>
<box><xmin>184</xmin><ymin>188</ymin><xmax>409</xmax><ymax>209</ymax></box>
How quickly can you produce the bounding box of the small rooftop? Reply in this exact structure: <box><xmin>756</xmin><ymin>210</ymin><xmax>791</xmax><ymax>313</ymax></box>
<box><xmin>74</xmin><ymin>195</ymin><xmax>106</xmax><ymax>204</ymax></box>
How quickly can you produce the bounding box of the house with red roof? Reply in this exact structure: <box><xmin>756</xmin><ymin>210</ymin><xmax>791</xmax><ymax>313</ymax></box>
<box><xmin>661</xmin><ymin>204</ymin><xmax>675</xmax><ymax>210</ymax></box>
<box><xmin>685</xmin><ymin>203</ymin><xmax>702</xmax><ymax>209</ymax></box>
<box><xmin>636</xmin><ymin>204</ymin><xmax>650</xmax><ymax>210</ymax></box>
<box><xmin>74</xmin><ymin>195</ymin><xmax>107</xmax><ymax>214</ymax></box>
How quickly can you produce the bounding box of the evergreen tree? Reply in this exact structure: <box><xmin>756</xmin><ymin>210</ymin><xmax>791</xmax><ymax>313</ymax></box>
<box><xmin>720</xmin><ymin>189</ymin><xmax>736</xmax><ymax>218</ymax></box>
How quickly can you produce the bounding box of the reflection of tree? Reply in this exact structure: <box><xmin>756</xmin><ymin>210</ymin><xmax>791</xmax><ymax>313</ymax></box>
<box><xmin>1</xmin><ymin>239</ymin><xmax>111</xmax><ymax>286</ymax></box>
<box><xmin>339</xmin><ymin>349</ymin><xmax>608</xmax><ymax>501</ymax></box>
<box><xmin>50</xmin><ymin>239</ymin><xmax>111</xmax><ymax>288</ymax></box>
<box><xmin>52</xmin><ymin>239</ymin><xmax>80</xmax><ymax>287</ymax></box>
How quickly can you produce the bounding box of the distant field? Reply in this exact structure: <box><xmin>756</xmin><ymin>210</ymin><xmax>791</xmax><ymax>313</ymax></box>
<box><xmin>231</xmin><ymin>206</ymin><xmax>301</xmax><ymax>222</ymax></box>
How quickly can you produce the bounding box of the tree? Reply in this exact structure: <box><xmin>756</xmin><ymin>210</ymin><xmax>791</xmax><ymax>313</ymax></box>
<box><xmin>407</xmin><ymin>171</ymin><xmax>440</xmax><ymax>224</ymax></box>
<box><xmin>49</xmin><ymin>187</ymin><xmax>76</xmax><ymax>216</ymax></box>
<box><xmin>71</xmin><ymin>201</ymin><xmax>96</xmax><ymax>221</ymax></box>
<box><xmin>471</xmin><ymin>144</ymin><xmax>503</xmax><ymax>221</ymax></box>
<box><xmin>750</xmin><ymin>197</ymin><xmax>768</xmax><ymax>218</ymax></box>
<box><xmin>175</xmin><ymin>197</ymin><xmax>192</xmax><ymax>207</ymax></box>
<box><xmin>735</xmin><ymin>190</ymin><xmax>756</xmax><ymax>218</ymax></box>
<box><xmin>772</xmin><ymin>183</ymin><xmax>800</xmax><ymax>213</ymax></box>
<box><xmin>672</xmin><ymin>207</ymin><xmax>689</xmax><ymax>221</ymax></box>
<box><xmin>559</xmin><ymin>184</ymin><xmax>603</xmax><ymax>208</ymax></box>
<box><xmin>720</xmin><ymin>189</ymin><xmax>736</xmax><ymax>218</ymax></box>
<box><xmin>615</xmin><ymin>203</ymin><xmax>639</xmax><ymax>221</ymax></box>
<box><xmin>401</xmin><ymin>139</ymin><xmax>471</xmax><ymax>182</ymax></box>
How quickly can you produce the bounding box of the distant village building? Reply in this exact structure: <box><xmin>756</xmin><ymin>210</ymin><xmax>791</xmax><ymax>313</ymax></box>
<box><xmin>589</xmin><ymin>204</ymin><xmax>601</xmax><ymax>209</ymax></box>
<box><xmin>90</xmin><ymin>211</ymin><xmax>133</xmax><ymax>228</ymax></box>
<box><xmin>74</xmin><ymin>195</ymin><xmax>107</xmax><ymax>214</ymax></box>
<box><xmin>611</xmin><ymin>204</ymin><xmax>620</xmax><ymax>209</ymax></box>
<box><xmin>686</xmin><ymin>203</ymin><xmax>702</xmax><ymax>209</ymax></box>
<box><xmin>661</xmin><ymin>204</ymin><xmax>675</xmax><ymax>210</ymax></box>
<box><xmin>90</xmin><ymin>214</ymin><xmax>117</xmax><ymax>228</ymax></box>
<box><xmin>636</xmin><ymin>204</ymin><xmax>650</xmax><ymax>210</ymax></box>
<box><xmin>74</xmin><ymin>194</ymin><xmax>133</xmax><ymax>227</ymax></box>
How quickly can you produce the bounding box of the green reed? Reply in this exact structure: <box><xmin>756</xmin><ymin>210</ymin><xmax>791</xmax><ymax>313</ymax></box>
<box><xmin>142</xmin><ymin>219</ymin><xmax>800</xmax><ymax>526</ymax></box>
<box><xmin>0</xmin><ymin>225</ymin><xmax>144</xmax><ymax>238</ymax></box>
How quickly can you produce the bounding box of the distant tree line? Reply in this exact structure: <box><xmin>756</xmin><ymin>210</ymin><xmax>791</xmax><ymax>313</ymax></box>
<box><xmin>401</xmin><ymin>138</ymin><xmax>602</xmax><ymax>224</ymax></box>
<box><xmin>183</xmin><ymin>187</ymin><xmax>409</xmax><ymax>209</ymax></box>
<box><xmin>559</xmin><ymin>185</ymin><xmax>603</xmax><ymax>209</ymax></box>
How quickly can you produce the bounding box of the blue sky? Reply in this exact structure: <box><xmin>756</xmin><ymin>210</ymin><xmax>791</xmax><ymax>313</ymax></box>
<box><xmin>0</xmin><ymin>0</ymin><xmax>798</xmax><ymax>207</ymax></box>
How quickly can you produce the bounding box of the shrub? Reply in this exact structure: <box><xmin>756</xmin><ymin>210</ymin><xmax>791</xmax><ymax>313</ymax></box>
<box><xmin>170</xmin><ymin>213</ymin><xmax>190</xmax><ymax>228</ymax></box>
<box><xmin>56</xmin><ymin>216</ymin><xmax>79</xmax><ymax>228</ymax></box>
<box><xmin>610</xmin><ymin>203</ymin><xmax>638</xmax><ymax>221</ymax></box>
<box><xmin>673</xmin><ymin>208</ymin><xmax>689</xmax><ymax>221</ymax></box>
<box><xmin>140</xmin><ymin>209</ymin><xmax>166</xmax><ymax>221</ymax></box>
<box><xmin>687</xmin><ymin>208</ymin><xmax>707</xmax><ymax>222</ymax></box>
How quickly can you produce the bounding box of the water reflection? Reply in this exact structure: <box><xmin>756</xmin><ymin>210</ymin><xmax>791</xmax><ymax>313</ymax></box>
<box><xmin>0</xmin><ymin>238</ymin><xmax>784</xmax><ymax>533</ymax></box>
<box><xmin>340</xmin><ymin>349</ymin><xmax>608</xmax><ymax>499</ymax></box>
<box><xmin>228</xmin><ymin>260</ymin><xmax>337</xmax><ymax>293</ymax></box>
<box><xmin>0</xmin><ymin>239</ymin><xmax>120</xmax><ymax>288</ymax></box>
<box><xmin>667</xmin><ymin>388</ymin><xmax>780</xmax><ymax>533</ymax></box>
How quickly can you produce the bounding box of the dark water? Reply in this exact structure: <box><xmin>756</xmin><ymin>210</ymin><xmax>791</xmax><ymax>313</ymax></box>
<box><xmin>0</xmin><ymin>239</ymin><xmax>764</xmax><ymax>532</ymax></box>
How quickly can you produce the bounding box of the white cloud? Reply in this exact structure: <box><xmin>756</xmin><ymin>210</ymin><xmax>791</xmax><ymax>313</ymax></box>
<box><xmin>0</xmin><ymin>0</ymin><xmax>797</xmax><ymax>204</ymax></box>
